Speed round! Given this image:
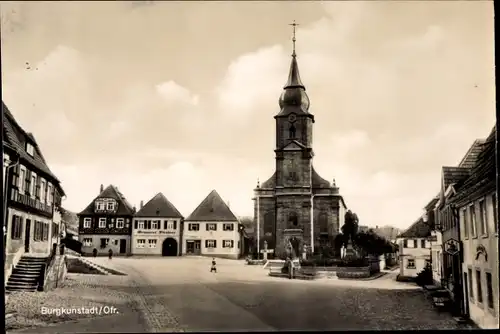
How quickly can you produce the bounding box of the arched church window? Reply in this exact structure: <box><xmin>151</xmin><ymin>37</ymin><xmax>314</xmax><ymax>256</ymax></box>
<box><xmin>289</xmin><ymin>124</ymin><xmax>296</xmax><ymax>139</ymax></box>
<box><xmin>319</xmin><ymin>212</ymin><xmax>328</xmax><ymax>234</ymax></box>
<box><xmin>288</xmin><ymin>212</ymin><xmax>298</xmax><ymax>228</ymax></box>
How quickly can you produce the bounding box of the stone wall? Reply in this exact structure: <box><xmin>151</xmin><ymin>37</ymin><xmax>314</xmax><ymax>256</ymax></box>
<box><xmin>43</xmin><ymin>255</ymin><xmax>67</xmax><ymax>291</ymax></box>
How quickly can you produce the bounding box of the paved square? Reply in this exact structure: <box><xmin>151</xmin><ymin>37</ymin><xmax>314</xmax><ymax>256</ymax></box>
<box><xmin>9</xmin><ymin>257</ymin><xmax>475</xmax><ymax>332</ymax></box>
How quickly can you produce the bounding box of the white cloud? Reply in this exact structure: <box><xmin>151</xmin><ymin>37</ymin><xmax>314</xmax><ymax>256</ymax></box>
<box><xmin>156</xmin><ymin>80</ymin><xmax>199</xmax><ymax>106</ymax></box>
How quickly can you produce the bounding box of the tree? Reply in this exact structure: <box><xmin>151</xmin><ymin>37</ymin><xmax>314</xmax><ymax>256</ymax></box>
<box><xmin>341</xmin><ymin>210</ymin><xmax>359</xmax><ymax>243</ymax></box>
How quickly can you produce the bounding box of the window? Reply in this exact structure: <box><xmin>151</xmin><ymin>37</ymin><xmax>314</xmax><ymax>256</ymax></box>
<box><xmin>40</xmin><ymin>180</ymin><xmax>46</xmax><ymax>202</ymax></box>
<box><xmin>223</xmin><ymin>240</ymin><xmax>234</xmax><ymax>248</ymax></box>
<box><xmin>421</xmin><ymin>239</ymin><xmax>426</xmax><ymax>248</ymax></box>
<box><xmin>476</xmin><ymin>269</ymin><xmax>483</xmax><ymax>304</ymax></box>
<box><xmin>413</xmin><ymin>240</ymin><xmax>418</xmax><ymax>248</ymax></box>
<box><xmin>223</xmin><ymin>223</ymin><xmax>234</xmax><ymax>231</ymax></box>
<box><xmin>116</xmin><ymin>218</ymin><xmax>125</xmax><ymax>229</ymax></box>
<box><xmin>52</xmin><ymin>223</ymin><xmax>59</xmax><ymax>237</ymax></box>
<box><xmin>479</xmin><ymin>199</ymin><xmax>488</xmax><ymax>236</ymax></box>
<box><xmin>19</xmin><ymin>169</ymin><xmax>25</xmax><ymax>193</ymax></box>
<box><xmin>406</xmin><ymin>258</ymin><xmax>416</xmax><ymax>269</ymax></box>
<box><xmin>463</xmin><ymin>208</ymin><xmax>469</xmax><ymax>238</ymax></box>
<box><xmin>470</xmin><ymin>205</ymin><xmax>477</xmax><ymax>237</ymax></box>
<box><xmin>30</xmin><ymin>175</ymin><xmax>36</xmax><ymax>197</ymax></box>
<box><xmin>206</xmin><ymin>223</ymin><xmax>217</xmax><ymax>231</ymax></box>
<box><xmin>148</xmin><ymin>239</ymin><xmax>157</xmax><ymax>248</ymax></box>
<box><xmin>96</xmin><ymin>202</ymin><xmax>105</xmax><ymax>211</ymax></box>
<box><xmin>468</xmin><ymin>268</ymin><xmax>474</xmax><ymax>299</ymax></box>
<box><xmin>99</xmin><ymin>238</ymin><xmax>109</xmax><ymax>248</ymax></box>
<box><xmin>205</xmin><ymin>240</ymin><xmax>216</xmax><ymax>248</ymax></box>
<box><xmin>26</xmin><ymin>143</ymin><xmax>34</xmax><ymax>156</ymax></box>
<box><xmin>289</xmin><ymin>124</ymin><xmax>296</xmax><ymax>138</ymax></box>
<box><xmin>152</xmin><ymin>220</ymin><xmax>159</xmax><ymax>229</ymax></box>
<box><xmin>492</xmin><ymin>193</ymin><xmax>498</xmax><ymax>234</ymax></box>
<box><xmin>486</xmin><ymin>272</ymin><xmax>494</xmax><ymax>309</ymax></box>
<box><xmin>136</xmin><ymin>239</ymin><xmax>146</xmax><ymax>248</ymax></box>
<box><xmin>165</xmin><ymin>221</ymin><xmax>177</xmax><ymax>230</ymax></box>
<box><xmin>98</xmin><ymin>218</ymin><xmax>107</xmax><ymax>228</ymax></box>
<box><xmin>83</xmin><ymin>218</ymin><xmax>91</xmax><ymax>228</ymax></box>
<box><xmin>403</xmin><ymin>239</ymin><xmax>408</xmax><ymax>248</ymax></box>
<box><xmin>47</xmin><ymin>184</ymin><xmax>53</xmax><ymax>204</ymax></box>
<box><xmin>35</xmin><ymin>176</ymin><xmax>41</xmax><ymax>198</ymax></box>
<box><xmin>188</xmin><ymin>223</ymin><xmax>200</xmax><ymax>231</ymax></box>
<box><xmin>107</xmin><ymin>202</ymin><xmax>115</xmax><ymax>210</ymax></box>
<box><xmin>10</xmin><ymin>215</ymin><xmax>23</xmax><ymax>240</ymax></box>
<box><xmin>137</xmin><ymin>221</ymin><xmax>144</xmax><ymax>229</ymax></box>
<box><xmin>83</xmin><ymin>238</ymin><xmax>92</xmax><ymax>246</ymax></box>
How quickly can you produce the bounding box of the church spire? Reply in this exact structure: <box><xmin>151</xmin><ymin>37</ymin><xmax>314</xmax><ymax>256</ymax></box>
<box><xmin>279</xmin><ymin>20</ymin><xmax>310</xmax><ymax>112</ymax></box>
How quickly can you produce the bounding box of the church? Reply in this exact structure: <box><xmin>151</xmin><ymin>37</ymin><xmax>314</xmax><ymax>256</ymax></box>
<box><xmin>253</xmin><ymin>24</ymin><xmax>347</xmax><ymax>259</ymax></box>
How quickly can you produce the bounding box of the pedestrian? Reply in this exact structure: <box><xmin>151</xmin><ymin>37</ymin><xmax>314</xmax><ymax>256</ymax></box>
<box><xmin>93</xmin><ymin>248</ymin><xmax>97</xmax><ymax>257</ymax></box>
<box><xmin>108</xmin><ymin>248</ymin><xmax>113</xmax><ymax>260</ymax></box>
<box><xmin>210</xmin><ymin>257</ymin><xmax>217</xmax><ymax>273</ymax></box>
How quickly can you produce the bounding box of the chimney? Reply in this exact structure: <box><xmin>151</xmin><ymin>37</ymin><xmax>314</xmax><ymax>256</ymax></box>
<box><xmin>100</xmin><ymin>184</ymin><xmax>104</xmax><ymax>193</ymax></box>
<box><xmin>140</xmin><ymin>200</ymin><xmax>144</xmax><ymax>209</ymax></box>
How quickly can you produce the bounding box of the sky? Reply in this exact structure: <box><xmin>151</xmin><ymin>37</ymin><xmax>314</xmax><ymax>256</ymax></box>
<box><xmin>1</xmin><ymin>1</ymin><xmax>495</xmax><ymax>229</ymax></box>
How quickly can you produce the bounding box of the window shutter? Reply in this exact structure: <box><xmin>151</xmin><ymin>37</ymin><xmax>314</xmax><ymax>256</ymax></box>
<box><xmin>231</xmin><ymin>240</ymin><xmax>234</xmax><ymax>248</ymax></box>
<box><xmin>134</xmin><ymin>221</ymin><xmax>138</xmax><ymax>229</ymax></box>
<box><xmin>147</xmin><ymin>220</ymin><xmax>151</xmax><ymax>229</ymax></box>
<box><xmin>163</xmin><ymin>220</ymin><xmax>167</xmax><ymax>229</ymax></box>
<box><xmin>173</xmin><ymin>221</ymin><xmax>177</xmax><ymax>230</ymax></box>
<box><xmin>213</xmin><ymin>224</ymin><xmax>217</xmax><ymax>231</ymax></box>
<box><xmin>214</xmin><ymin>240</ymin><xmax>217</xmax><ymax>248</ymax></box>
<box><xmin>206</xmin><ymin>224</ymin><xmax>210</xmax><ymax>231</ymax></box>
<box><xmin>205</xmin><ymin>240</ymin><xmax>208</xmax><ymax>247</ymax></box>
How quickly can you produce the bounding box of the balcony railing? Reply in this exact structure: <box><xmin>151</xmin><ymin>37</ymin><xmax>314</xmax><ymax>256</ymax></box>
<box><xmin>10</xmin><ymin>189</ymin><xmax>53</xmax><ymax>215</ymax></box>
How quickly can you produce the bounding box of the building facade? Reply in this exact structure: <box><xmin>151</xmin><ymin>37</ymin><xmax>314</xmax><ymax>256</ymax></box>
<box><xmin>424</xmin><ymin>196</ymin><xmax>443</xmax><ymax>287</ymax></box>
<box><xmin>183</xmin><ymin>190</ymin><xmax>242</xmax><ymax>259</ymax></box>
<box><xmin>132</xmin><ymin>193</ymin><xmax>183</xmax><ymax>256</ymax></box>
<box><xmin>253</xmin><ymin>41</ymin><xmax>346</xmax><ymax>259</ymax></box>
<box><xmin>452</xmin><ymin>126</ymin><xmax>498</xmax><ymax>329</ymax></box>
<box><xmin>437</xmin><ymin>139</ymin><xmax>484</xmax><ymax>316</ymax></box>
<box><xmin>78</xmin><ymin>184</ymin><xmax>135</xmax><ymax>256</ymax></box>
<box><xmin>397</xmin><ymin>218</ymin><xmax>432</xmax><ymax>278</ymax></box>
<box><xmin>3</xmin><ymin>102</ymin><xmax>65</xmax><ymax>282</ymax></box>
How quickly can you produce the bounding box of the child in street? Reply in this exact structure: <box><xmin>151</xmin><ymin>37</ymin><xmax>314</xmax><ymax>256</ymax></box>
<box><xmin>210</xmin><ymin>257</ymin><xmax>217</xmax><ymax>273</ymax></box>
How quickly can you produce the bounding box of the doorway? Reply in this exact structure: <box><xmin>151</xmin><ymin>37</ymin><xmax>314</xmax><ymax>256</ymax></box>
<box><xmin>162</xmin><ymin>238</ymin><xmax>178</xmax><ymax>256</ymax></box>
<box><xmin>463</xmin><ymin>272</ymin><xmax>470</xmax><ymax>317</ymax></box>
<box><xmin>24</xmin><ymin>219</ymin><xmax>31</xmax><ymax>253</ymax></box>
<box><xmin>289</xmin><ymin>236</ymin><xmax>300</xmax><ymax>258</ymax></box>
<box><xmin>186</xmin><ymin>240</ymin><xmax>201</xmax><ymax>255</ymax></box>
<box><xmin>119</xmin><ymin>239</ymin><xmax>127</xmax><ymax>254</ymax></box>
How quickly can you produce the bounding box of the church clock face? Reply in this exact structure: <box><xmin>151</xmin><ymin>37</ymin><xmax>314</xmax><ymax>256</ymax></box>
<box><xmin>288</xmin><ymin>114</ymin><xmax>296</xmax><ymax>122</ymax></box>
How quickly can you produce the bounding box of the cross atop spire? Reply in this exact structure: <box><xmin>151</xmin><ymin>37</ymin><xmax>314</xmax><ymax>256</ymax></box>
<box><xmin>289</xmin><ymin>20</ymin><xmax>299</xmax><ymax>57</ymax></box>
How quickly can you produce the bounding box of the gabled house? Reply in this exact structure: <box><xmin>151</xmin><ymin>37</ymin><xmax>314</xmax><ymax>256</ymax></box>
<box><xmin>436</xmin><ymin>139</ymin><xmax>484</xmax><ymax>317</ymax></box>
<box><xmin>132</xmin><ymin>193</ymin><xmax>184</xmax><ymax>256</ymax></box>
<box><xmin>78</xmin><ymin>184</ymin><xmax>135</xmax><ymax>256</ymax></box>
<box><xmin>396</xmin><ymin>218</ymin><xmax>432</xmax><ymax>279</ymax></box>
<box><xmin>184</xmin><ymin>190</ymin><xmax>242</xmax><ymax>259</ymax></box>
<box><xmin>3</xmin><ymin>102</ymin><xmax>65</xmax><ymax>287</ymax></box>
<box><xmin>450</xmin><ymin>126</ymin><xmax>497</xmax><ymax>329</ymax></box>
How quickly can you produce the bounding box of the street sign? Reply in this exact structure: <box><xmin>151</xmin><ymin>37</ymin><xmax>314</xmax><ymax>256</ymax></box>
<box><xmin>444</xmin><ymin>238</ymin><xmax>460</xmax><ymax>255</ymax></box>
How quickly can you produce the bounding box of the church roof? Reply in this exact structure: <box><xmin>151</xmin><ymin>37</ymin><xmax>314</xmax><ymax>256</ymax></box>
<box><xmin>277</xmin><ymin>52</ymin><xmax>310</xmax><ymax>115</ymax></box>
<box><xmin>135</xmin><ymin>192</ymin><xmax>183</xmax><ymax>218</ymax></box>
<box><xmin>259</xmin><ymin>167</ymin><xmax>331</xmax><ymax>189</ymax></box>
<box><xmin>79</xmin><ymin>184</ymin><xmax>135</xmax><ymax>216</ymax></box>
<box><xmin>185</xmin><ymin>190</ymin><xmax>238</xmax><ymax>222</ymax></box>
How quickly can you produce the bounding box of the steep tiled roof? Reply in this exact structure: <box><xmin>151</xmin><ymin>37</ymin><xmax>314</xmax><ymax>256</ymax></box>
<box><xmin>398</xmin><ymin>218</ymin><xmax>431</xmax><ymax>238</ymax></box>
<box><xmin>424</xmin><ymin>196</ymin><xmax>439</xmax><ymax>211</ymax></box>
<box><xmin>451</xmin><ymin>125</ymin><xmax>496</xmax><ymax>206</ymax></box>
<box><xmin>458</xmin><ymin>139</ymin><xmax>485</xmax><ymax>168</ymax></box>
<box><xmin>442</xmin><ymin>166</ymin><xmax>471</xmax><ymax>189</ymax></box>
<box><xmin>3</xmin><ymin>102</ymin><xmax>64</xmax><ymax>194</ymax></box>
<box><xmin>185</xmin><ymin>190</ymin><xmax>238</xmax><ymax>221</ymax></box>
<box><xmin>78</xmin><ymin>185</ymin><xmax>135</xmax><ymax>215</ymax></box>
<box><xmin>135</xmin><ymin>193</ymin><xmax>183</xmax><ymax>218</ymax></box>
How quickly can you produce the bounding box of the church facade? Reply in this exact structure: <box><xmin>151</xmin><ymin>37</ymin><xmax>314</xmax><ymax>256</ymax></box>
<box><xmin>253</xmin><ymin>44</ymin><xmax>347</xmax><ymax>259</ymax></box>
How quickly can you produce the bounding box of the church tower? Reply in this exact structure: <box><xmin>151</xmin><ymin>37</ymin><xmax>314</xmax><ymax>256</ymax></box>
<box><xmin>253</xmin><ymin>21</ymin><xmax>347</xmax><ymax>259</ymax></box>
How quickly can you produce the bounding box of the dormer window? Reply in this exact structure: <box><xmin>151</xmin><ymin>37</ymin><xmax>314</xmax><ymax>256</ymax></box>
<box><xmin>26</xmin><ymin>143</ymin><xmax>35</xmax><ymax>156</ymax></box>
<box><xmin>96</xmin><ymin>202</ymin><xmax>105</xmax><ymax>211</ymax></box>
<box><xmin>107</xmin><ymin>202</ymin><xmax>115</xmax><ymax>210</ymax></box>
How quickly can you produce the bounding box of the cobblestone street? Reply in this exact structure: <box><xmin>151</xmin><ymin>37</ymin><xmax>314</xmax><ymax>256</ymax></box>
<box><xmin>7</xmin><ymin>257</ymin><xmax>475</xmax><ymax>332</ymax></box>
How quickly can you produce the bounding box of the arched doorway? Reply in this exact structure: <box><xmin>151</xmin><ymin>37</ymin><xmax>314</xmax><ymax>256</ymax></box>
<box><xmin>162</xmin><ymin>238</ymin><xmax>178</xmax><ymax>256</ymax></box>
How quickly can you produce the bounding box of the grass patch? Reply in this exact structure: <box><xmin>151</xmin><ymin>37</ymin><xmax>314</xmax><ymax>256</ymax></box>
<box><xmin>65</xmin><ymin>258</ymin><xmax>104</xmax><ymax>275</ymax></box>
